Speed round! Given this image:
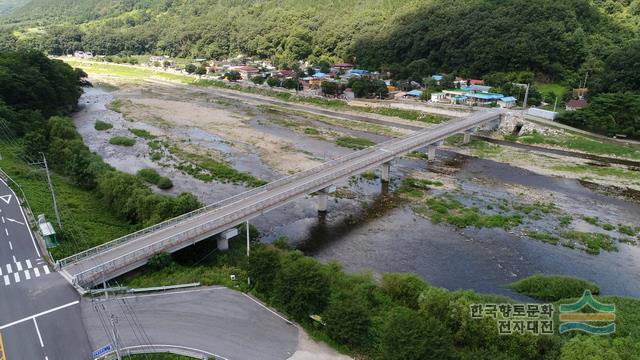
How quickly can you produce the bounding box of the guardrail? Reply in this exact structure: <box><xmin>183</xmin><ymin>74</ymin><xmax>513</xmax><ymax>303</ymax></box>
<box><xmin>70</xmin><ymin>111</ymin><xmax>500</xmax><ymax>287</ymax></box>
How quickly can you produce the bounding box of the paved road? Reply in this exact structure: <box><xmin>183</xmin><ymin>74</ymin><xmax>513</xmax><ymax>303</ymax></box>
<box><xmin>82</xmin><ymin>287</ymin><xmax>298</xmax><ymax>360</ymax></box>
<box><xmin>61</xmin><ymin>110</ymin><xmax>500</xmax><ymax>287</ymax></box>
<box><xmin>0</xmin><ymin>179</ymin><xmax>92</xmax><ymax>360</ymax></box>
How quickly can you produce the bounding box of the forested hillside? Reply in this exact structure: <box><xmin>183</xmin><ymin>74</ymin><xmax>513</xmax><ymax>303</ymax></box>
<box><xmin>1</xmin><ymin>0</ymin><xmax>639</xmax><ymax>83</ymax></box>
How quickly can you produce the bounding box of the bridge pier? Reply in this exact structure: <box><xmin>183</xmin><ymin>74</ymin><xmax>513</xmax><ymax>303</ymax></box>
<box><xmin>217</xmin><ymin>237</ymin><xmax>229</xmax><ymax>251</ymax></box>
<box><xmin>381</xmin><ymin>161</ymin><xmax>391</xmax><ymax>182</ymax></box>
<box><xmin>317</xmin><ymin>185</ymin><xmax>336</xmax><ymax>212</ymax></box>
<box><xmin>426</xmin><ymin>140</ymin><xmax>443</xmax><ymax>161</ymax></box>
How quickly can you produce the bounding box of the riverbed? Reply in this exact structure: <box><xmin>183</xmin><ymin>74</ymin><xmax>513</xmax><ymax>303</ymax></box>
<box><xmin>75</xmin><ymin>83</ymin><xmax>640</xmax><ymax>300</ymax></box>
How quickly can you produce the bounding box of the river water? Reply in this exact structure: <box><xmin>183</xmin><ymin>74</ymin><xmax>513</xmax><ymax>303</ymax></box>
<box><xmin>76</xmin><ymin>85</ymin><xmax>640</xmax><ymax>300</ymax></box>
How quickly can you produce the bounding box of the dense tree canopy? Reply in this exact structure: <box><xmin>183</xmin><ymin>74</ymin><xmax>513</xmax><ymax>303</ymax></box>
<box><xmin>1</xmin><ymin>0</ymin><xmax>639</xmax><ymax>82</ymax></box>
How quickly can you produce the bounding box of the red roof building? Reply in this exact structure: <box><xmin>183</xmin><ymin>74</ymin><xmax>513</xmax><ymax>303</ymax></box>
<box><xmin>565</xmin><ymin>99</ymin><xmax>588</xmax><ymax>111</ymax></box>
<box><xmin>469</xmin><ymin>79</ymin><xmax>485</xmax><ymax>85</ymax></box>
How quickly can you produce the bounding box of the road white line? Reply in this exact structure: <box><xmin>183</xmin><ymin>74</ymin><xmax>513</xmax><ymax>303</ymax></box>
<box><xmin>26</xmin><ymin>259</ymin><xmax>32</xmax><ymax>268</ymax></box>
<box><xmin>33</xmin><ymin>318</ymin><xmax>44</xmax><ymax>347</ymax></box>
<box><xmin>16</xmin><ymin>261</ymin><xmax>22</xmax><ymax>271</ymax></box>
<box><xmin>3</xmin><ymin>275</ymin><xmax>9</xmax><ymax>285</ymax></box>
<box><xmin>4</xmin><ymin>228</ymin><xmax>7</xmax><ymax>236</ymax></box>
<box><xmin>6</xmin><ymin>263</ymin><xmax>11</xmax><ymax>273</ymax></box>
<box><xmin>242</xmin><ymin>293</ymin><xmax>292</xmax><ymax>325</ymax></box>
<box><xmin>6</xmin><ymin>218</ymin><xmax>24</xmax><ymax>225</ymax></box>
<box><xmin>8</xmin><ymin>241</ymin><xmax>12</xmax><ymax>250</ymax></box>
<box><xmin>13</xmin><ymin>272</ymin><xmax>19</xmax><ymax>283</ymax></box>
<box><xmin>34</xmin><ymin>267</ymin><xmax>40</xmax><ymax>277</ymax></box>
<box><xmin>12</xmin><ymin>255</ymin><xmax>16</xmax><ymax>263</ymax></box>
<box><xmin>24</xmin><ymin>269</ymin><xmax>30</xmax><ymax>280</ymax></box>
<box><xmin>1</xmin><ymin>216</ymin><xmax>4</xmax><ymax>223</ymax></box>
<box><xmin>0</xmin><ymin>179</ymin><xmax>42</xmax><ymax>258</ymax></box>
<box><xmin>43</xmin><ymin>265</ymin><xmax>50</xmax><ymax>275</ymax></box>
<box><xmin>0</xmin><ymin>300</ymin><xmax>80</xmax><ymax>330</ymax></box>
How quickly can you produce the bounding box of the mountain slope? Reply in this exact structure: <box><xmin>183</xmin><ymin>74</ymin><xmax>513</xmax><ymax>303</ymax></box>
<box><xmin>1</xmin><ymin>0</ymin><xmax>639</xmax><ymax>82</ymax></box>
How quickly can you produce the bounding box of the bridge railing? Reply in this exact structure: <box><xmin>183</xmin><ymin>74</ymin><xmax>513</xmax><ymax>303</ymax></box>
<box><xmin>73</xmin><ymin>149</ymin><xmax>399</xmax><ymax>286</ymax></box>
<box><xmin>58</xmin><ymin>141</ymin><xmax>385</xmax><ymax>268</ymax></box>
<box><xmin>64</xmin><ymin>111</ymin><xmax>500</xmax><ymax>273</ymax></box>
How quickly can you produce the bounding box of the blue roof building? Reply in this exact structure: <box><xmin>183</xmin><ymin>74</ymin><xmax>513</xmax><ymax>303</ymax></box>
<box><xmin>406</xmin><ymin>90</ymin><xmax>423</xmax><ymax>97</ymax></box>
<box><xmin>432</xmin><ymin>74</ymin><xmax>444</xmax><ymax>81</ymax></box>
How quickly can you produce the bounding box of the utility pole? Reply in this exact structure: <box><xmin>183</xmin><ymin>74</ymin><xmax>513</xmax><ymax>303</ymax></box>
<box><xmin>245</xmin><ymin>220</ymin><xmax>250</xmax><ymax>257</ymax></box>
<box><xmin>110</xmin><ymin>314</ymin><xmax>122</xmax><ymax>360</ymax></box>
<box><xmin>40</xmin><ymin>152</ymin><xmax>62</xmax><ymax>229</ymax></box>
<box><xmin>523</xmin><ymin>83</ymin><xmax>530</xmax><ymax>110</ymax></box>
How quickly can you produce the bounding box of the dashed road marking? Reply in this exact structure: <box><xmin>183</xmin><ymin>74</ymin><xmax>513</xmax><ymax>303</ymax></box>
<box><xmin>3</xmin><ymin>275</ymin><xmax>8</xmax><ymax>286</ymax></box>
<box><xmin>5</xmin><ymin>264</ymin><xmax>10</xmax><ymax>274</ymax></box>
<box><xmin>33</xmin><ymin>268</ymin><xmax>40</xmax><ymax>277</ymax></box>
<box><xmin>15</xmin><ymin>262</ymin><xmax>22</xmax><ymax>272</ymax></box>
<box><xmin>25</xmin><ymin>260</ymin><xmax>31</xmax><ymax>269</ymax></box>
<box><xmin>7</xmin><ymin>241</ymin><xmax>11</xmax><ymax>250</ymax></box>
<box><xmin>13</xmin><ymin>272</ymin><xmax>19</xmax><ymax>283</ymax></box>
<box><xmin>24</xmin><ymin>270</ymin><xmax>30</xmax><ymax>280</ymax></box>
<box><xmin>4</xmin><ymin>228</ymin><xmax>7</xmax><ymax>236</ymax></box>
<box><xmin>43</xmin><ymin>266</ymin><xmax>50</xmax><ymax>275</ymax></box>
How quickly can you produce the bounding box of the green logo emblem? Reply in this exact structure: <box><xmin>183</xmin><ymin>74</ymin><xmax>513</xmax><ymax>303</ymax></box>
<box><xmin>559</xmin><ymin>290</ymin><xmax>615</xmax><ymax>335</ymax></box>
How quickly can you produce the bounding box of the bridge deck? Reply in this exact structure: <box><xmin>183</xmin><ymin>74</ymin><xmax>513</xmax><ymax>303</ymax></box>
<box><xmin>60</xmin><ymin>111</ymin><xmax>500</xmax><ymax>287</ymax></box>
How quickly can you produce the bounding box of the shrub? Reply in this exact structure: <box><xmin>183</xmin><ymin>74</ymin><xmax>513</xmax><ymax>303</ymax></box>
<box><xmin>129</xmin><ymin>128</ymin><xmax>156</xmax><ymax>139</ymax></box>
<box><xmin>147</xmin><ymin>252</ymin><xmax>174</xmax><ymax>271</ymax></box>
<box><xmin>380</xmin><ymin>307</ymin><xmax>453</xmax><ymax>360</ymax></box>
<box><xmin>94</xmin><ymin>120</ymin><xmax>113</xmax><ymax>131</ymax></box>
<box><xmin>109</xmin><ymin>136</ymin><xmax>135</xmax><ymax>146</ymax></box>
<box><xmin>324</xmin><ymin>290</ymin><xmax>371</xmax><ymax>347</ymax></box>
<box><xmin>380</xmin><ymin>273</ymin><xmax>429</xmax><ymax>309</ymax></box>
<box><xmin>137</xmin><ymin>168</ymin><xmax>161</xmax><ymax>184</ymax></box>
<box><xmin>273</xmin><ymin>255</ymin><xmax>330</xmax><ymax>320</ymax></box>
<box><xmin>247</xmin><ymin>246</ymin><xmax>282</xmax><ymax>295</ymax></box>
<box><xmin>156</xmin><ymin>176</ymin><xmax>173</xmax><ymax>189</ymax></box>
<box><xmin>507</xmin><ymin>274</ymin><xmax>600</xmax><ymax>301</ymax></box>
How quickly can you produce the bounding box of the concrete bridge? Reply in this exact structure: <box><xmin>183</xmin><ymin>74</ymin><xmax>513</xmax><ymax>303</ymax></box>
<box><xmin>58</xmin><ymin>110</ymin><xmax>502</xmax><ymax>289</ymax></box>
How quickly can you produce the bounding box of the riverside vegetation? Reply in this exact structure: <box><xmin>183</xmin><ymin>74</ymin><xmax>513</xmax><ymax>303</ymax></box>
<box><xmin>119</xmin><ymin>226</ymin><xmax>640</xmax><ymax>360</ymax></box>
<box><xmin>0</xmin><ymin>51</ymin><xmax>202</xmax><ymax>258</ymax></box>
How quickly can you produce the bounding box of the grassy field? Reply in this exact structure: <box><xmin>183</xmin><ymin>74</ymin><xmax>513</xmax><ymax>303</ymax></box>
<box><xmin>335</xmin><ymin>136</ymin><xmax>375</xmax><ymax>149</ymax></box>
<box><xmin>537</xmin><ymin>83</ymin><xmax>568</xmax><ymax>98</ymax></box>
<box><xmin>549</xmin><ymin>164</ymin><xmax>640</xmax><ymax>182</ymax></box>
<box><xmin>515</xmin><ymin>132</ymin><xmax>640</xmax><ymax>160</ymax></box>
<box><xmin>0</xmin><ymin>142</ymin><xmax>134</xmax><ymax>259</ymax></box>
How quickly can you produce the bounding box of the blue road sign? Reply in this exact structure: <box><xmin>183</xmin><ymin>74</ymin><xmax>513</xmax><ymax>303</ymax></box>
<box><xmin>92</xmin><ymin>344</ymin><xmax>113</xmax><ymax>358</ymax></box>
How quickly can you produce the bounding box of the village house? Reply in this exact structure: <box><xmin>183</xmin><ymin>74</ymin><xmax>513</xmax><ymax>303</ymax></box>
<box><xmin>229</xmin><ymin>65</ymin><xmax>261</xmax><ymax>80</ymax></box>
<box><xmin>497</xmin><ymin>96</ymin><xmax>517</xmax><ymax>108</ymax></box>
<box><xmin>565</xmin><ymin>99</ymin><xmax>588</xmax><ymax>111</ymax></box>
